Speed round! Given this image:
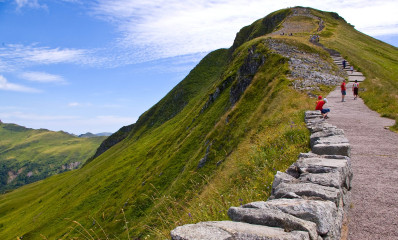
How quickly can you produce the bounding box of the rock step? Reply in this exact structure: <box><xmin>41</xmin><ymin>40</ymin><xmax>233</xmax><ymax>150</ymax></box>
<box><xmin>348</xmin><ymin>75</ymin><xmax>365</xmax><ymax>82</ymax></box>
<box><xmin>332</xmin><ymin>54</ymin><xmax>366</xmax><ymax>84</ymax></box>
<box><xmin>347</xmin><ymin>72</ymin><xmax>363</xmax><ymax>76</ymax></box>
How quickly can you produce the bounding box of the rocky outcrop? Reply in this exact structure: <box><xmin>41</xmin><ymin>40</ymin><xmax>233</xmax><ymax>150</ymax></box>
<box><xmin>201</xmin><ymin>44</ymin><xmax>266</xmax><ymax>113</ymax></box>
<box><xmin>171</xmin><ymin>111</ymin><xmax>352</xmax><ymax>240</ymax></box>
<box><xmin>198</xmin><ymin>142</ymin><xmax>212</xmax><ymax>168</ymax></box>
<box><xmin>230</xmin><ymin>45</ymin><xmax>266</xmax><ymax>105</ymax></box>
<box><xmin>61</xmin><ymin>161</ymin><xmax>81</xmax><ymax>170</ymax></box>
<box><xmin>265</xmin><ymin>39</ymin><xmax>345</xmax><ymax>92</ymax></box>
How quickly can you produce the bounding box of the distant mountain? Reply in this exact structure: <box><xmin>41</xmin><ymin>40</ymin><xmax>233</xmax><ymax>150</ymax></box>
<box><xmin>78</xmin><ymin>132</ymin><xmax>112</xmax><ymax>138</ymax></box>
<box><xmin>0</xmin><ymin>6</ymin><xmax>397</xmax><ymax>239</ymax></box>
<box><xmin>95</xmin><ymin>132</ymin><xmax>113</xmax><ymax>137</ymax></box>
<box><xmin>0</xmin><ymin>122</ymin><xmax>106</xmax><ymax>193</ymax></box>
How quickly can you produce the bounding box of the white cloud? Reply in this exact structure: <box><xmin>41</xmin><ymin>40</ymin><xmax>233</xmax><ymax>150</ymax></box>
<box><xmin>90</xmin><ymin>0</ymin><xmax>398</xmax><ymax>61</ymax></box>
<box><xmin>68</xmin><ymin>102</ymin><xmax>80</xmax><ymax>107</ymax></box>
<box><xmin>68</xmin><ymin>102</ymin><xmax>92</xmax><ymax>107</ymax></box>
<box><xmin>4</xmin><ymin>0</ymin><xmax>397</xmax><ymax>67</ymax></box>
<box><xmin>15</xmin><ymin>0</ymin><xmax>47</xmax><ymax>10</ymax></box>
<box><xmin>359</xmin><ymin>24</ymin><xmax>398</xmax><ymax>36</ymax></box>
<box><xmin>20</xmin><ymin>71</ymin><xmax>66</xmax><ymax>84</ymax></box>
<box><xmin>336</xmin><ymin>1</ymin><xmax>398</xmax><ymax>36</ymax></box>
<box><xmin>24</xmin><ymin>47</ymin><xmax>85</xmax><ymax>64</ymax></box>
<box><xmin>0</xmin><ymin>44</ymin><xmax>104</xmax><ymax>69</ymax></box>
<box><xmin>0</xmin><ymin>75</ymin><xmax>40</xmax><ymax>93</ymax></box>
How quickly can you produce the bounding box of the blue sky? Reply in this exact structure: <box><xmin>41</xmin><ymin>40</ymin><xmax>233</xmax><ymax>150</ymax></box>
<box><xmin>1</xmin><ymin>0</ymin><xmax>397</xmax><ymax>134</ymax></box>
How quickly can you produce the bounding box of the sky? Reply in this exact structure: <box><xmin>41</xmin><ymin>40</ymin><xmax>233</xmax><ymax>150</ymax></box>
<box><xmin>1</xmin><ymin>0</ymin><xmax>397</xmax><ymax>134</ymax></box>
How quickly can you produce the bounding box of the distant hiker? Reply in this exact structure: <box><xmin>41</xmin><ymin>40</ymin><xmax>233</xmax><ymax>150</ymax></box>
<box><xmin>352</xmin><ymin>80</ymin><xmax>359</xmax><ymax>100</ymax></box>
<box><xmin>315</xmin><ymin>96</ymin><xmax>330</xmax><ymax>119</ymax></box>
<box><xmin>342</xmin><ymin>60</ymin><xmax>346</xmax><ymax>69</ymax></box>
<box><xmin>341</xmin><ymin>80</ymin><xmax>347</xmax><ymax>102</ymax></box>
<box><xmin>350</xmin><ymin>65</ymin><xmax>354</xmax><ymax>74</ymax></box>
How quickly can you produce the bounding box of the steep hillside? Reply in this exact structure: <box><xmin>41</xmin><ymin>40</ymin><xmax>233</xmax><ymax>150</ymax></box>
<box><xmin>0</xmin><ymin>7</ymin><xmax>396</xmax><ymax>240</ymax></box>
<box><xmin>0</xmin><ymin>123</ymin><xmax>105</xmax><ymax>193</ymax></box>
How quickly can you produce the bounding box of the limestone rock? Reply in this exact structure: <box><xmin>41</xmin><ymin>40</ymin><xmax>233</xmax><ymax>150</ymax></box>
<box><xmin>287</xmin><ymin>156</ymin><xmax>352</xmax><ymax>190</ymax></box>
<box><xmin>243</xmin><ymin>199</ymin><xmax>339</xmax><ymax>236</ymax></box>
<box><xmin>272</xmin><ymin>182</ymin><xmax>341</xmax><ymax>206</ymax></box>
<box><xmin>311</xmin><ymin>135</ymin><xmax>350</xmax><ymax>157</ymax></box>
<box><xmin>305</xmin><ymin>111</ymin><xmax>322</xmax><ymax>119</ymax></box>
<box><xmin>313</xmin><ymin>135</ymin><xmax>349</xmax><ymax>145</ymax></box>
<box><xmin>171</xmin><ymin>221</ymin><xmax>311</xmax><ymax>240</ymax></box>
<box><xmin>228</xmin><ymin>206</ymin><xmax>319</xmax><ymax>240</ymax></box>
<box><xmin>310</xmin><ymin>129</ymin><xmax>345</xmax><ymax>148</ymax></box>
<box><xmin>307</xmin><ymin>122</ymin><xmax>336</xmax><ymax>134</ymax></box>
<box><xmin>299</xmin><ymin>172</ymin><xmax>341</xmax><ymax>189</ymax></box>
<box><xmin>171</xmin><ymin>223</ymin><xmax>232</xmax><ymax>240</ymax></box>
<box><xmin>312</xmin><ymin>143</ymin><xmax>351</xmax><ymax>157</ymax></box>
<box><xmin>272</xmin><ymin>171</ymin><xmax>298</xmax><ymax>193</ymax></box>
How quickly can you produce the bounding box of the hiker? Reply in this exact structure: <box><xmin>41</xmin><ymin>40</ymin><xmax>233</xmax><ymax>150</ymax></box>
<box><xmin>342</xmin><ymin>60</ymin><xmax>346</xmax><ymax>69</ymax></box>
<box><xmin>315</xmin><ymin>96</ymin><xmax>330</xmax><ymax>119</ymax></box>
<box><xmin>352</xmin><ymin>80</ymin><xmax>359</xmax><ymax>100</ymax></box>
<box><xmin>341</xmin><ymin>79</ymin><xmax>347</xmax><ymax>102</ymax></box>
<box><xmin>350</xmin><ymin>65</ymin><xmax>354</xmax><ymax>74</ymax></box>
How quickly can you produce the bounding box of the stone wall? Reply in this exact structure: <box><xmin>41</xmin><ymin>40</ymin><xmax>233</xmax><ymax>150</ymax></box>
<box><xmin>170</xmin><ymin>110</ymin><xmax>352</xmax><ymax>240</ymax></box>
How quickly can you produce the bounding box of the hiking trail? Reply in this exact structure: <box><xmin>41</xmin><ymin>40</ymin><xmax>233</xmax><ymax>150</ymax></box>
<box><xmin>326</xmin><ymin>57</ymin><xmax>398</xmax><ymax>239</ymax></box>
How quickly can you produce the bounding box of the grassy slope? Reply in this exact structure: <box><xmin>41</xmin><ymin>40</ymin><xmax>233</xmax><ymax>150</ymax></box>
<box><xmin>1</xmin><ymin>7</ymin><xmax>394</xmax><ymax>239</ymax></box>
<box><xmin>0</xmin><ymin>124</ymin><xmax>105</xmax><ymax>192</ymax></box>
<box><xmin>0</xmin><ymin>49</ymin><xmax>232</xmax><ymax>239</ymax></box>
<box><xmin>314</xmin><ymin>10</ymin><xmax>398</xmax><ymax>129</ymax></box>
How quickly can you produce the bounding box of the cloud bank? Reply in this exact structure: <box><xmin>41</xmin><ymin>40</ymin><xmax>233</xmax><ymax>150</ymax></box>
<box><xmin>91</xmin><ymin>0</ymin><xmax>398</xmax><ymax>61</ymax></box>
<box><xmin>0</xmin><ymin>75</ymin><xmax>40</xmax><ymax>93</ymax></box>
<box><xmin>6</xmin><ymin>0</ymin><xmax>398</xmax><ymax>68</ymax></box>
<box><xmin>20</xmin><ymin>72</ymin><xmax>66</xmax><ymax>84</ymax></box>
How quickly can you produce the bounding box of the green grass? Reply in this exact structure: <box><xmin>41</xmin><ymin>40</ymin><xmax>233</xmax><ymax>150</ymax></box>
<box><xmin>0</xmin><ymin>6</ymin><xmax>395</xmax><ymax>240</ymax></box>
<box><xmin>0</xmin><ymin>124</ymin><xmax>105</xmax><ymax>193</ymax></box>
<box><xmin>0</xmin><ymin>39</ymin><xmax>315</xmax><ymax>240</ymax></box>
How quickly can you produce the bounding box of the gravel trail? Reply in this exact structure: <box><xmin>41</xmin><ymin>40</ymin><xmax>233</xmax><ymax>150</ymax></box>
<box><xmin>325</xmin><ymin>82</ymin><xmax>398</xmax><ymax>239</ymax></box>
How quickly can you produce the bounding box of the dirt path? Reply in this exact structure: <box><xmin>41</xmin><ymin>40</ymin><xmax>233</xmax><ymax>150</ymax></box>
<box><xmin>325</xmin><ymin>81</ymin><xmax>398</xmax><ymax>239</ymax></box>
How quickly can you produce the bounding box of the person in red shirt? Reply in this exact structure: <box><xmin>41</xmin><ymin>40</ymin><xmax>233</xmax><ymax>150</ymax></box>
<box><xmin>341</xmin><ymin>80</ymin><xmax>347</xmax><ymax>102</ymax></box>
<box><xmin>315</xmin><ymin>96</ymin><xmax>330</xmax><ymax>119</ymax></box>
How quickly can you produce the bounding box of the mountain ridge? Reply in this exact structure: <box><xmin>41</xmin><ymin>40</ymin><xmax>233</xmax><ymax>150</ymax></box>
<box><xmin>0</xmin><ymin>121</ymin><xmax>106</xmax><ymax>193</ymax></box>
<box><xmin>0</xmin><ymin>6</ymin><xmax>397</xmax><ymax>239</ymax></box>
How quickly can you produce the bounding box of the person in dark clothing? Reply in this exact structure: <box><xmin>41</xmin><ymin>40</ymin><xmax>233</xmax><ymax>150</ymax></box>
<box><xmin>352</xmin><ymin>80</ymin><xmax>359</xmax><ymax>100</ymax></box>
